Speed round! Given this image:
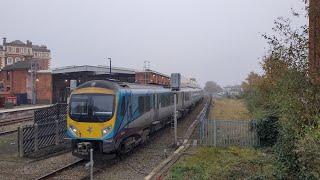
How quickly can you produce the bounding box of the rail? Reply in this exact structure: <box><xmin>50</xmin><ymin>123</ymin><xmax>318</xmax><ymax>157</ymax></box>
<box><xmin>0</xmin><ymin>129</ymin><xmax>18</xmax><ymax>136</ymax></box>
<box><xmin>145</xmin><ymin>97</ymin><xmax>211</xmax><ymax>180</ymax></box>
<box><xmin>0</xmin><ymin>116</ymin><xmax>33</xmax><ymax>127</ymax></box>
<box><xmin>35</xmin><ymin>159</ymin><xmax>85</xmax><ymax>180</ymax></box>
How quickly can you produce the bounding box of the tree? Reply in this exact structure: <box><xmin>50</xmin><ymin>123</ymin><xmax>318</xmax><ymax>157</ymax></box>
<box><xmin>204</xmin><ymin>81</ymin><xmax>222</xmax><ymax>94</ymax></box>
<box><xmin>309</xmin><ymin>0</ymin><xmax>320</xmax><ymax>83</ymax></box>
<box><xmin>241</xmin><ymin>72</ymin><xmax>261</xmax><ymax>93</ymax></box>
<box><xmin>242</xmin><ymin>7</ymin><xmax>320</xmax><ymax>178</ymax></box>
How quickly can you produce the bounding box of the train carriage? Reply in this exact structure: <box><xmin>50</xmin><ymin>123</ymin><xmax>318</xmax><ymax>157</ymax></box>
<box><xmin>67</xmin><ymin>80</ymin><xmax>203</xmax><ymax>158</ymax></box>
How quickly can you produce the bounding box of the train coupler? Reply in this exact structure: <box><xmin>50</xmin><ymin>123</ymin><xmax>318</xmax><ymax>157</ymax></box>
<box><xmin>75</xmin><ymin>142</ymin><xmax>92</xmax><ymax>157</ymax></box>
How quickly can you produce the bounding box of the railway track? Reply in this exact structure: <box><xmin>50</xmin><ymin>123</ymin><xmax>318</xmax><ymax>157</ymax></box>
<box><xmin>30</xmin><ymin>101</ymin><xmax>206</xmax><ymax>180</ymax></box>
<box><xmin>0</xmin><ymin>116</ymin><xmax>33</xmax><ymax>127</ymax></box>
<box><xmin>0</xmin><ymin>129</ymin><xmax>17</xmax><ymax>136</ymax></box>
<box><xmin>57</xmin><ymin>101</ymin><xmax>205</xmax><ymax>180</ymax></box>
<box><xmin>35</xmin><ymin>159</ymin><xmax>86</xmax><ymax>180</ymax></box>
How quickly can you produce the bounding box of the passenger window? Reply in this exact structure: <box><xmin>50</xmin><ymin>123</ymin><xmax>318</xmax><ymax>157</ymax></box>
<box><xmin>171</xmin><ymin>94</ymin><xmax>174</xmax><ymax>105</ymax></box>
<box><xmin>145</xmin><ymin>96</ymin><xmax>151</xmax><ymax>111</ymax></box>
<box><xmin>138</xmin><ymin>96</ymin><xmax>145</xmax><ymax>113</ymax></box>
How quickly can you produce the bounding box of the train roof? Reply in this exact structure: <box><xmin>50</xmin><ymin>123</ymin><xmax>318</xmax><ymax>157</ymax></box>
<box><xmin>76</xmin><ymin>80</ymin><xmax>202</xmax><ymax>92</ymax></box>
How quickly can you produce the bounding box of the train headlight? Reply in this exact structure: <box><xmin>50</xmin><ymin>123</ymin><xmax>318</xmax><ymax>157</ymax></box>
<box><xmin>69</xmin><ymin>125</ymin><xmax>78</xmax><ymax>135</ymax></box>
<box><xmin>102</xmin><ymin>126</ymin><xmax>113</xmax><ymax>136</ymax></box>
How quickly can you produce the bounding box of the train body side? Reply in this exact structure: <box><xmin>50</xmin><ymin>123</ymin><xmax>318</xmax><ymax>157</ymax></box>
<box><xmin>67</xmin><ymin>80</ymin><xmax>203</xmax><ymax>158</ymax></box>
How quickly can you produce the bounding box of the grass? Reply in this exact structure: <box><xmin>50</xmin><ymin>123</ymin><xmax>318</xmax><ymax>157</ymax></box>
<box><xmin>169</xmin><ymin>99</ymin><xmax>276</xmax><ymax>179</ymax></box>
<box><xmin>210</xmin><ymin>98</ymin><xmax>252</xmax><ymax>120</ymax></box>
<box><xmin>170</xmin><ymin>147</ymin><xmax>276</xmax><ymax>180</ymax></box>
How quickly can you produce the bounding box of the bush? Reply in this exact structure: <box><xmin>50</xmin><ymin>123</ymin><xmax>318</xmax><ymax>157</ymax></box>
<box><xmin>242</xmin><ymin>9</ymin><xmax>320</xmax><ymax>178</ymax></box>
<box><xmin>256</xmin><ymin>116</ymin><xmax>279</xmax><ymax>147</ymax></box>
<box><xmin>274</xmin><ymin>122</ymin><xmax>300</xmax><ymax>179</ymax></box>
<box><xmin>296</xmin><ymin>128</ymin><xmax>320</xmax><ymax>179</ymax></box>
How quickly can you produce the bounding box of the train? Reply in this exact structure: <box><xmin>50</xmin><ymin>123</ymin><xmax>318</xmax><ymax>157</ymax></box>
<box><xmin>66</xmin><ymin>80</ymin><xmax>203</xmax><ymax>158</ymax></box>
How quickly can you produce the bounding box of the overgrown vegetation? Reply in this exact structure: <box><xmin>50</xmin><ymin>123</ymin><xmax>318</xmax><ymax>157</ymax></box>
<box><xmin>170</xmin><ymin>147</ymin><xmax>276</xmax><ymax>180</ymax></box>
<box><xmin>242</xmin><ymin>5</ymin><xmax>320</xmax><ymax>179</ymax></box>
<box><xmin>210</xmin><ymin>99</ymin><xmax>252</xmax><ymax>120</ymax></box>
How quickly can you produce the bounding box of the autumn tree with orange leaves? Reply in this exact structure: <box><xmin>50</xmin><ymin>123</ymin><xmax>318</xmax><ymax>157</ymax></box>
<box><xmin>242</xmin><ymin>2</ymin><xmax>320</xmax><ymax>178</ymax></box>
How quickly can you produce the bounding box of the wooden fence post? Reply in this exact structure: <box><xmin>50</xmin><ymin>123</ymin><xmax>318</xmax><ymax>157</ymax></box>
<box><xmin>34</xmin><ymin>123</ymin><xmax>39</xmax><ymax>151</ymax></box>
<box><xmin>18</xmin><ymin>126</ymin><xmax>24</xmax><ymax>157</ymax></box>
<box><xmin>55</xmin><ymin>120</ymin><xmax>59</xmax><ymax>145</ymax></box>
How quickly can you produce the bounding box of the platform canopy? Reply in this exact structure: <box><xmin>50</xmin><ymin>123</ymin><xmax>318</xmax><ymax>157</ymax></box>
<box><xmin>52</xmin><ymin>65</ymin><xmax>136</xmax><ymax>75</ymax></box>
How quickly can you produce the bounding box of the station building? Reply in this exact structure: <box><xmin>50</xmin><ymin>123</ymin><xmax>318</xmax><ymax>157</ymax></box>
<box><xmin>51</xmin><ymin>65</ymin><xmax>136</xmax><ymax>103</ymax></box>
<box><xmin>0</xmin><ymin>61</ymin><xmax>52</xmax><ymax>105</ymax></box>
<box><xmin>0</xmin><ymin>60</ymin><xmax>175</xmax><ymax>106</ymax></box>
<box><xmin>135</xmin><ymin>69</ymin><xmax>170</xmax><ymax>86</ymax></box>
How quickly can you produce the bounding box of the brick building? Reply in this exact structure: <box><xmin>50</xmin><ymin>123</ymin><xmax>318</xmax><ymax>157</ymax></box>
<box><xmin>0</xmin><ymin>61</ymin><xmax>52</xmax><ymax>104</ymax></box>
<box><xmin>135</xmin><ymin>69</ymin><xmax>170</xmax><ymax>86</ymax></box>
<box><xmin>0</xmin><ymin>46</ymin><xmax>4</xmax><ymax>68</ymax></box>
<box><xmin>1</xmin><ymin>38</ymin><xmax>51</xmax><ymax>70</ymax></box>
<box><xmin>309</xmin><ymin>0</ymin><xmax>320</xmax><ymax>81</ymax></box>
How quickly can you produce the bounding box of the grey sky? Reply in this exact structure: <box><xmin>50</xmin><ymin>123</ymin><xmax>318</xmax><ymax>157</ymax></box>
<box><xmin>0</xmin><ymin>0</ymin><xmax>307</xmax><ymax>86</ymax></box>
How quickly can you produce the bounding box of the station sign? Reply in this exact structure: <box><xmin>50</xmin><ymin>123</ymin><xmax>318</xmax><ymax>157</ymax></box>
<box><xmin>171</xmin><ymin>73</ymin><xmax>181</xmax><ymax>91</ymax></box>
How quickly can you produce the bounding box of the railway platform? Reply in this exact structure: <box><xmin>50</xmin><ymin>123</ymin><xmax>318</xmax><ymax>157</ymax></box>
<box><xmin>0</xmin><ymin>104</ymin><xmax>51</xmax><ymax>114</ymax></box>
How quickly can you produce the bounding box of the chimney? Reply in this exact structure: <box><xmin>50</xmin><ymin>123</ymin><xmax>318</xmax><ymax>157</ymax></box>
<box><xmin>26</xmin><ymin>40</ymin><xmax>32</xmax><ymax>46</ymax></box>
<box><xmin>3</xmin><ymin>38</ymin><xmax>6</xmax><ymax>45</ymax></box>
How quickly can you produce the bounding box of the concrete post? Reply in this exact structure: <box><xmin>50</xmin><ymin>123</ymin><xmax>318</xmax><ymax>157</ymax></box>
<box><xmin>85</xmin><ymin>149</ymin><xmax>94</xmax><ymax>180</ymax></box>
<box><xmin>34</xmin><ymin>123</ymin><xmax>39</xmax><ymax>151</ymax></box>
<box><xmin>18</xmin><ymin>127</ymin><xmax>24</xmax><ymax>157</ymax></box>
<box><xmin>55</xmin><ymin>120</ymin><xmax>59</xmax><ymax>145</ymax></box>
<box><xmin>90</xmin><ymin>149</ymin><xmax>94</xmax><ymax>180</ymax></box>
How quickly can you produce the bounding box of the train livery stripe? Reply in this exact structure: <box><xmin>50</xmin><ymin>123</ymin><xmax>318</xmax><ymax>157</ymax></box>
<box><xmin>72</xmin><ymin>87</ymin><xmax>115</xmax><ymax>95</ymax></box>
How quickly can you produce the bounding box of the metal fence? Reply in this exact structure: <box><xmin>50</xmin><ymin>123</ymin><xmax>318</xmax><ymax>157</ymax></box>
<box><xmin>199</xmin><ymin>102</ymin><xmax>259</xmax><ymax>147</ymax></box>
<box><xmin>18</xmin><ymin>103</ymin><xmax>68</xmax><ymax>157</ymax></box>
<box><xmin>200</xmin><ymin>119</ymin><xmax>259</xmax><ymax>147</ymax></box>
<box><xmin>34</xmin><ymin>103</ymin><xmax>67</xmax><ymax>124</ymax></box>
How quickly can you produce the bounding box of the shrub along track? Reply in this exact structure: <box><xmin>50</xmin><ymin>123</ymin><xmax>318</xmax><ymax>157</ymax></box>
<box><xmin>43</xmin><ymin>100</ymin><xmax>206</xmax><ymax>180</ymax></box>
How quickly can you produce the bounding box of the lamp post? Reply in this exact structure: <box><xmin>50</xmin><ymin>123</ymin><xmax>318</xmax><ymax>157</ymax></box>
<box><xmin>31</xmin><ymin>60</ymin><xmax>37</xmax><ymax>105</ymax></box>
<box><xmin>108</xmin><ymin>57</ymin><xmax>112</xmax><ymax>78</ymax></box>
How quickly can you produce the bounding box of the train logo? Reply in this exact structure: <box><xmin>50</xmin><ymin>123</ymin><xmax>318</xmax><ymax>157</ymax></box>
<box><xmin>87</xmin><ymin>127</ymin><xmax>93</xmax><ymax>134</ymax></box>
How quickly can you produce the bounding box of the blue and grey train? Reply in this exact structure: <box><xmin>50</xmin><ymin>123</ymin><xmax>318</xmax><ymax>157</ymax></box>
<box><xmin>66</xmin><ymin>80</ymin><xmax>203</xmax><ymax>157</ymax></box>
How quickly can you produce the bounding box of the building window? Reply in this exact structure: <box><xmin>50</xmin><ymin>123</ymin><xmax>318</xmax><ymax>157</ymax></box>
<box><xmin>16</xmin><ymin>48</ymin><xmax>20</xmax><ymax>53</ymax></box>
<box><xmin>7</xmin><ymin>57</ymin><xmax>13</xmax><ymax>65</ymax></box>
<box><xmin>15</xmin><ymin>57</ymin><xmax>21</xmax><ymax>62</ymax></box>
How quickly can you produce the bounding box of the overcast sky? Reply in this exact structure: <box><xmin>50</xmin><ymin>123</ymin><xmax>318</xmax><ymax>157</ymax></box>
<box><xmin>0</xmin><ymin>0</ymin><xmax>307</xmax><ymax>87</ymax></box>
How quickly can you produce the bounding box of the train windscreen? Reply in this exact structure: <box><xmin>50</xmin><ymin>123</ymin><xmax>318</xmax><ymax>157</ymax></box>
<box><xmin>69</xmin><ymin>94</ymin><xmax>115</xmax><ymax>122</ymax></box>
